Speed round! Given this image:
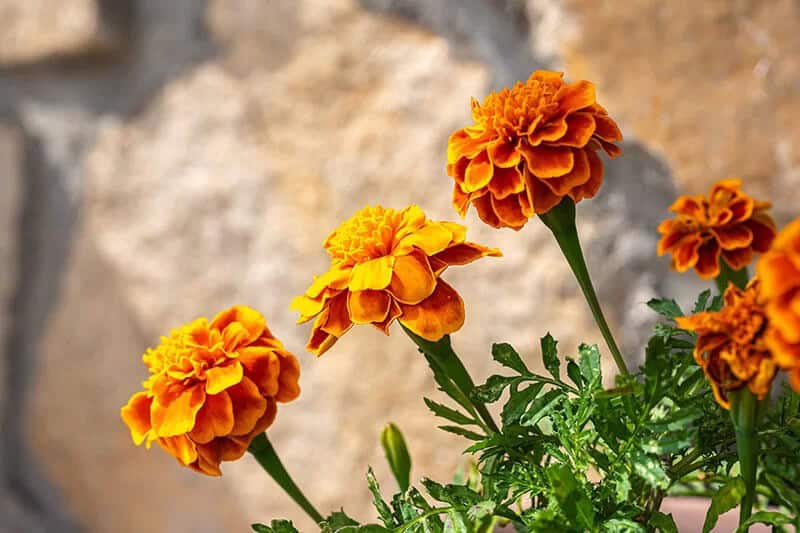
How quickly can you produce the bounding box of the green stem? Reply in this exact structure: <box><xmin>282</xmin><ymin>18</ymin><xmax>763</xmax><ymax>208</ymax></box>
<box><xmin>403</xmin><ymin>326</ymin><xmax>500</xmax><ymax>433</ymax></box>
<box><xmin>715</xmin><ymin>261</ymin><xmax>749</xmax><ymax>293</ymax></box>
<box><xmin>248</xmin><ymin>433</ymin><xmax>324</xmax><ymax>524</ymax></box>
<box><xmin>729</xmin><ymin>389</ymin><xmax>766</xmax><ymax>528</ymax></box>
<box><xmin>539</xmin><ymin>197</ymin><xmax>630</xmax><ymax>376</ymax></box>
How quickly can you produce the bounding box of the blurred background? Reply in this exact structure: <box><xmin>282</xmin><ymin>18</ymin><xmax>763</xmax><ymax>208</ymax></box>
<box><xmin>0</xmin><ymin>0</ymin><xmax>798</xmax><ymax>531</ymax></box>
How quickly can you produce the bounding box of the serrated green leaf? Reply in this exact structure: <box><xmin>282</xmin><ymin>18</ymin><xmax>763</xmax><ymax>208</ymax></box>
<box><xmin>541</xmin><ymin>333</ymin><xmax>560</xmax><ymax>380</ymax></box>
<box><xmin>251</xmin><ymin>520</ymin><xmax>299</xmax><ymax>533</ymax></box>
<box><xmin>424</xmin><ymin>398</ymin><xmax>476</xmax><ymax>426</ymax></box>
<box><xmin>492</xmin><ymin>343</ymin><xmax>529</xmax><ymax>374</ymax></box>
<box><xmin>322</xmin><ymin>510</ymin><xmax>360</xmax><ymax>530</ymax></box>
<box><xmin>649</xmin><ymin>511</ymin><xmax>678</xmax><ymax>533</ymax></box>
<box><xmin>381</xmin><ymin>423</ymin><xmax>411</xmax><ymax>492</ymax></box>
<box><xmin>578</xmin><ymin>344</ymin><xmax>602</xmax><ymax>388</ymax></box>
<box><xmin>763</xmin><ymin>472</ymin><xmax>800</xmax><ymax>509</ymax></box>
<box><xmin>692</xmin><ymin>289</ymin><xmax>712</xmax><ymax>313</ymax></box>
<box><xmin>567</xmin><ymin>359</ymin><xmax>582</xmax><ymax>388</ymax></box>
<box><xmin>647</xmin><ymin>297</ymin><xmax>683</xmax><ymax>319</ymax></box>
<box><xmin>601</xmin><ymin>518</ymin><xmax>646</xmax><ymax>532</ymax></box>
<box><xmin>438</xmin><ymin>425</ymin><xmax>485</xmax><ymax>441</ymax></box>
<box><xmin>466</xmin><ymin>501</ymin><xmax>496</xmax><ymax>522</ymax></box>
<box><xmin>631</xmin><ymin>449</ymin><xmax>669</xmax><ymax>489</ymax></box>
<box><xmin>735</xmin><ymin>511</ymin><xmax>793</xmax><ymax>531</ymax></box>
<box><xmin>703</xmin><ymin>476</ymin><xmax>746</xmax><ymax>533</ymax></box>
<box><xmin>501</xmin><ymin>382</ymin><xmax>544</xmax><ymax>426</ymax></box>
<box><xmin>520</xmin><ymin>388</ymin><xmax>563</xmax><ymax>427</ymax></box>
<box><xmin>472</xmin><ymin>375</ymin><xmax>515</xmax><ymax>404</ymax></box>
<box><xmin>251</xmin><ymin>525</ymin><xmax>271</xmax><ymax>533</ymax></box>
<box><xmin>367</xmin><ymin>468</ymin><xmax>396</xmax><ymax>528</ymax></box>
<box><xmin>546</xmin><ymin>465</ymin><xmax>596</xmax><ymax>530</ymax></box>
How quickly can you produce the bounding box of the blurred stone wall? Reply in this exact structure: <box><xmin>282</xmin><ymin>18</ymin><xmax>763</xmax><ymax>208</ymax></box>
<box><xmin>0</xmin><ymin>0</ymin><xmax>797</xmax><ymax>531</ymax></box>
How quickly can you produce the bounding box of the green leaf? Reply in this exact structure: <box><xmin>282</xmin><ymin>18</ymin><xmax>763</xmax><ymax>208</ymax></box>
<box><xmin>762</xmin><ymin>472</ymin><xmax>800</xmax><ymax>509</ymax></box>
<box><xmin>380</xmin><ymin>423</ymin><xmax>412</xmax><ymax>492</ymax></box>
<box><xmin>444</xmin><ymin>510</ymin><xmax>468</xmax><ymax>533</ymax></box>
<box><xmin>735</xmin><ymin>511</ymin><xmax>793</xmax><ymax>531</ymax></box>
<box><xmin>541</xmin><ymin>333</ymin><xmax>560</xmax><ymax>380</ymax></box>
<box><xmin>702</xmin><ymin>476</ymin><xmax>746</xmax><ymax>533</ymax></box>
<box><xmin>601</xmin><ymin>518</ymin><xmax>646</xmax><ymax>532</ymax></box>
<box><xmin>501</xmin><ymin>382</ymin><xmax>544</xmax><ymax>426</ymax></box>
<box><xmin>251</xmin><ymin>520</ymin><xmax>299</xmax><ymax>533</ymax></box>
<box><xmin>472</xmin><ymin>375</ymin><xmax>515</xmax><ymax>404</ymax></box>
<box><xmin>438</xmin><ymin>425</ymin><xmax>485</xmax><ymax>441</ymax></box>
<box><xmin>466</xmin><ymin>501</ymin><xmax>496</xmax><ymax>522</ymax></box>
<box><xmin>647</xmin><ymin>297</ymin><xmax>683</xmax><ymax>319</ymax></box>
<box><xmin>546</xmin><ymin>465</ymin><xmax>596</xmax><ymax>530</ymax></box>
<box><xmin>491</xmin><ymin>343</ymin><xmax>529</xmax><ymax>374</ymax></box>
<box><xmin>649</xmin><ymin>511</ymin><xmax>678</xmax><ymax>533</ymax></box>
<box><xmin>631</xmin><ymin>449</ymin><xmax>669</xmax><ymax>489</ymax></box>
<box><xmin>520</xmin><ymin>388</ymin><xmax>563</xmax><ymax>427</ymax></box>
<box><xmin>424</xmin><ymin>398</ymin><xmax>476</xmax><ymax>426</ymax></box>
<box><xmin>692</xmin><ymin>289</ymin><xmax>712</xmax><ymax>313</ymax></box>
<box><xmin>366</xmin><ymin>468</ymin><xmax>396</xmax><ymax>528</ymax></box>
<box><xmin>566</xmin><ymin>359</ymin><xmax>582</xmax><ymax>388</ymax></box>
<box><xmin>578</xmin><ymin>344</ymin><xmax>602</xmax><ymax>388</ymax></box>
<box><xmin>323</xmin><ymin>510</ymin><xmax>359</xmax><ymax>529</ymax></box>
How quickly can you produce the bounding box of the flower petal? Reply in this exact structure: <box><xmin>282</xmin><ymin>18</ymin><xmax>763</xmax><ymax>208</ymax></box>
<box><xmin>712</xmin><ymin>225</ymin><xmax>753</xmax><ymax>250</ymax></box>
<box><xmin>487</xmin><ymin>166</ymin><xmax>525</xmax><ymax>200</ymax></box>
<box><xmin>227</xmin><ymin>376</ymin><xmax>267</xmax><ymax>436</ymax></box>
<box><xmin>238</xmin><ymin>346</ymin><xmax>281</xmax><ymax>397</ymax></box>
<box><xmin>321</xmin><ymin>292</ymin><xmax>352</xmax><ymax>336</ymax></box>
<box><xmin>530</xmin><ymin>176</ymin><xmax>563</xmax><ymax>214</ymax></box>
<box><xmin>151</xmin><ymin>384</ymin><xmax>206</xmax><ymax>438</ymax></box>
<box><xmin>275</xmin><ymin>350</ymin><xmax>301</xmax><ymax>403</ymax></box>
<box><xmin>399</xmin><ymin>280</ymin><xmax>465</xmax><ymax>341</ymax></box>
<box><xmin>158</xmin><ymin>435</ymin><xmax>198</xmax><ymax>466</ymax></box>
<box><xmin>434</xmin><ymin>242</ymin><xmax>502</xmax><ymax>266</ymax></box>
<box><xmin>205</xmin><ymin>361</ymin><xmax>244</xmax><ymax>395</ymax></box>
<box><xmin>695</xmin><ymin>240</ymin><xmax>722</xmax><ymax>279</ymax></box>
<box><xmin>349</xmin><ymin>255</ymin><xmax>395</xmax><ymax>291</ymax></box>
<box><xmin>472</xmin><ymin>194</ymin><xmax>502</xmax><ymax>228</ymax></box>
<box><xmin>592</xmin><ymin>114</ymin><xmax>623</xmax><ymax>142</ymax></box>
<box><xmin>372</xmin><ymin>299</ymin><xmax>402</xmax><ymax>335</ymax></box>
<box><xmin>557</xmin><ymin>80</ymin><xmax>596</xmax><ymax>114</ymax></box>
<box><xmin>487</xmin><ymin>141</ymin><xmax>521</xmax><ymax>168</ymax></box>
<box><xmin>490</xmin><ymin>193</ymin><xmax>528</xmax><ymax>229</ymax></box>
<box><xmin>519</xmin><ymin>144</ymin><xmax>574</xmax><ymax>178</ymax></box>
<box><xmin>388</xmin><ymin>250</ymin><xmax>437</xmax><ymax>304</ymax></box>
<box><xmin>395</xmin><ymin>222</ymin><xmax>454</xmax><ymax>256</ymax></box>
<box><xmin>463</xmin><ymin>151</ymin><xmax>494</xmax><ymax>192</ymax></box>
<box><xmin>189</xmin><ymin>390</ymin><xmax>235</xmax><ymax>444</ymax></box>
<box><xmin>556</xmin><ymin>112</ymin><xmax>596</xmax><ymax>147</ymax></box>
<box><xmin>121</xmin><ymin>392</ymin><xmax>153</xmax><ymax>445</ymax></box>
<box><xmin>722</xmin><ymin>247</ymin><xmax>754</xmax><ymax>271</ymax></box>
<box><xmin>348</xmin><ymin>289</ymin><xmax>392</xmax><ymax>324</ymax></box>
<box><xmin>210</xmin><ymin>306</ymin><xmax>265</xmax><ymax>343</ymax></box>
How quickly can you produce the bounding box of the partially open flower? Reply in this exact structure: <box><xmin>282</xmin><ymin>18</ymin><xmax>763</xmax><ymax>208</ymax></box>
<box><xmin>120</xmin><ymin>306</ymin><xmax>300</xmax><ymax>476</ymax></box>
<box><xmin>676</xmin><ymin>280</ymin><xmax>776</xmax><ymax>409</ymax></box>
<box><xmin>292</xmin><ymin>205</ymin><xmax>501</xmax><ymax>356</ymax></box>
<box><xmin>658</xmin><ymin>179</ymin><xmax>776</xmax><ymax>279</ymax></box>
<box><xmin>446</xmin><ymin>70</ymin><xmax>622</xmax><ymax>230</ymax></box>
<box><xmin>757</xmin><ymin>217</ymin><xmax>800</xmax><ymax>391</ymax></box>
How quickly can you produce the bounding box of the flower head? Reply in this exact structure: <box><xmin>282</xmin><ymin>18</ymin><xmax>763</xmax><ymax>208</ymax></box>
<box><xmin>120</xmin><ymin>306</ymin><xmax>300</xmax><ymax>476</ymax></box>
<box><xmin>658</xmin><ymin>179</ymin><xmax>776</xmax><ymax>279</ymax></box>
<box><xmin>757</xmin><ymin>217</ymin><xmax>800</xmax><ymax>391</ymax></box>
<box><xmin>292</xmin><ymin>205</ymin><xmax>501</xmax><ymax>356</ymax></box>
<box><xmin>676</xmin><ymin>280</ymin><xmax>776</xmax><ymax>409</ymax></box>
<box><xmin>446</xmin><ymin>70</ymin><xmax>622</xmax><ymax>230</ymax></box>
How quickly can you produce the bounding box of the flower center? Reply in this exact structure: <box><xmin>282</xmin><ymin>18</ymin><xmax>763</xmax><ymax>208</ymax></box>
<box><xmin>325</xmin><ymin>206</ymin><xmax>402</xmax><ymax>264</ymax></box>
<box><xmin>474</xmin><ymin>77</ymin><xmax>561</xmax><ymax>139</ymax></box>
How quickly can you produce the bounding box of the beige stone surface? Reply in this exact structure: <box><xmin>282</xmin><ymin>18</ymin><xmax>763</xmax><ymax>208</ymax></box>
<box><xmin>0</xmin><ymin>0</ymin><xmax>102</xmax><ymax>65</ymax></box>
<box><xmin>553</xmin><ymin>0</ymin><xmax>800</xmax><ymax>213</ymax></box>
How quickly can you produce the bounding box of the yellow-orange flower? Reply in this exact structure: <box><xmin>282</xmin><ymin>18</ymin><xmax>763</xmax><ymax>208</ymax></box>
<box><xmin>757</xmin><ymin>217</ymin><xmax>800</xmax><ymax>391</ymax></box>
<box><xmin>292</xmin><ymin>205</ymin><xmax>501</xmax><ymax>356</ymax></box>
<box><xmin>676</xmin><ymin>280</ymin><xmax>776</xmax><ymax>409</ymax></box>
<box><xmin>120</xmin><ymin>306</ymin><xmax>300</xmax><ymax>476</ymax></box>
<box><xmin>657</xmin><ymin>179</ymin><xmax>776</xmax><ymax>279</ymax></box>
<box><xmin>446</xmin><ymin>70</ymin><xmax>622</xmax><ymax>230</ymax></box>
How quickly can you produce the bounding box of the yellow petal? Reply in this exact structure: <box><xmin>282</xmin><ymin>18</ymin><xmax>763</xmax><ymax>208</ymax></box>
<box><xmin>158</xmin><ymin>435</ymin><xmax>198</xmax><ymax>466</ymax></box>
<box><xmin>399</xmin><ymin>280</ymin><xmax>465</xmax><ymax>341</ymax></box>
<box><xmin>238</xmin><ymin>346</ymin><xmax>281</xmax><ymax>397</ymax></box>
<box><xmin>388</xmin><ymin>251</ymin><xmax>437</xmax><ymax>304</ymax></box>
<box><xmin>205</xmin><ymin>361</ymin><xmax>244</xmax><ymax>395</ymax></box>
<box><xmin>348</xmin><ymin>290</ymin><xmax>392</xmax><ymax>324</ymax></box>
<box><xmin>434</xmin><ymin>242</ymin><xmax>502</xmax><ymax>266</ymax></box>
<box><xmin>121</xmin><ymin>392</ymin><xmax>153</xmax><ymax>445</ymax></box>
<box><xmin>189</xmin><ymin>391</ymin><xmax>235</xmax><ymax>444</ymax></box>
<box><xmin>210</xmin><ymin>306</ymin><xmax>265</xmax><ymax>343</ymax></box>
<box><xmin>395</xmin><ymin>222</ymin><xmax>454</xmax><ymax>256</ymax></box>
<box><xmin>151</xmin><ymin>384</ymin><xmax>206</xmax><ymax>438</ymax></box>
<box><xmin>349</xmin><ymin>255</ymin><xmax>395</xmax><ymax>291</ymax></box>
<box><xmin>227</xmin><ymin>376</ymin><xmax>268</xmax><ymax>436</ymax></box>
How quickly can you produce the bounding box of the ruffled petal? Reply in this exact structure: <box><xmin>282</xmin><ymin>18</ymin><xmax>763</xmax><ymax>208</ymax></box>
<box><xmin>388</xmin><ymin>250</ymin><xmax>437</xmax><ymax>304</ymax></box>
<box><xmin>712</xmin><ymin>224</ymin><xmax>753</xmax><ymax>250</ymax></box>
<box><xmin>487</xmin><ymin>166</ymin><xmax>525</xmax><ymax>200</ymax></box>
<box><xmin>210</xmin><ymin>306</ymin><xmax>265</xmax><ymax>344</ymax></box>
<box><xmin>205</xmin><ymin>361</ymin><xmax>244</xmax><ymax>395</ymax></box>
<box><xmin>556</xmin><ymin>112</ymin><xmax>596</xmax><ymax>147</ymax></box>
<box><xmin>238</xmin><ymin>346</ymin><xmax>281</xmax><ymax>397</ymax></box>
<box><xmin>395</xmin><ymin>222</ymin><xmax>454</xmax><ymax>256</ymax></box>
<box><xmin>151</xmin><ymin>384</ymin><xmax>206</xmax><ymax>438</ymax></box>
<box><xmin>463</xmin><ymin>151</ymin><xmax>494</xmax><ymax>192</ymax></box>
<box><xmin>399</xmin><ymin>280</ymin><xmax>465</xmax><ymax>341</ymax></box>
<box><xmin>189</xmin><ymin>390</ymin><xmax>235</xmax><ymax>444</ymax></box>
<box><xmin>519</xmin><ymin>144</ymin><xmax>574</xmax><ymax>178</ymax></box>
<box><xmin>348</xmin><ymin>289</ymin><xmax>392</xmax><ymax>324</ymax></box>
<box><xmin>434</xmin><ymin>242</ymin><xmax>502</xmax><ymax>266</ymax></box>
<box><xmin>487</xmin><ymin>140</ymin><xmax>521</xmax><ymax>168</ymax></box>
<box><xmin>490</xmin><ymin>193</ymin><xmax>528</xmax><ymax>229</ymax></box>
<box><xmin>557</xmin><ymin>80</ymin><xmax>596</xmax><ymax>114</ymax></box>
<box><xmin>227</xmin><ymin>376</ymin><xmax>267</xmax><ymax>436</ymax></box>
<box><xmin>121</xmin><ymin>392</ymin><xmax>153</xmax><ymax>445</ymax></box>
<box><xmin>158</xmin><ymin>435</ymin><xmax>198</xmax><ymax>466</ymax></box>
<box><xmin>349</xmin><ymin>256</ymin><xmax>395</xmax><ymax>291</ymax></box>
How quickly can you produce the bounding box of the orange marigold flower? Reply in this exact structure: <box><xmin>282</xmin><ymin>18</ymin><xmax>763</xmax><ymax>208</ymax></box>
<box><xmin>657</xmin><ymin>179</ymin><xmax>776</xmax><ymax>279</ymax></box>
<box><xmin>676</xmin><ymin>280</ymin><xmax>776</xmax><ymax>409</ymax></box>
<box><xmin>757</xmin><ymin>217</ymin><xmax>800</xmax><ymax>391</ymax></box>
<box><xmin>120</xmin><ymin>305</ymin><xmax>300</xmax><ymax>476</ymax></box>
<box><xmin>292</xmin><ymin>205</ymin><xmax>501</xmax><ymax>356</ymax></box>
<box><xmin>446</xmin><ymin>70</ymin><xmax>622</xmax><ymax>230</ymax></box>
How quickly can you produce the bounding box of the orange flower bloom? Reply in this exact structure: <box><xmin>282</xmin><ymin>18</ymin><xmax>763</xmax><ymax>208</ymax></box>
<box><xmin>120</xmin><ymin>306</ymin><xmax>300</xmax><ymax>476</ymax></box>
<box><xmin>757</xmin><ymin>217</ymin><xmax>800</xmax><ymax>391</ymax></box>
<box><xmin>657</xmin><ymin>179</ymin><xmax>776</xmax><ymax>279</ymax></box>
<box><xmin>292</xmin><ymin>205</ymin><xmax>501</xmax><ymax>356</ymax></box>
<box><xmin>676</xmin><ymin>280</ymin><xmax>776</xmax><ymax>409</ymax></box>
<box><xmin>446</xmin><ymin>70</ymin><xmax>622</xmax><ymax>230</ymax></box>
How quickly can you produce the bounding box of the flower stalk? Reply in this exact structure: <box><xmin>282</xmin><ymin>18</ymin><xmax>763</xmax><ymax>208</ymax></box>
<box><xmin>539</xmin><ymin>197</ymin><xmax>630</xmax><ymax>376</ymax></box>
<box><xmin>402</xmin><ymin>326</ymin><xmax>500</xmax><ymax>433</ymax></box>
<box><xmin>248</xmin><ymin>433</ymin><xmax>324</xmax><ymax>524</ymax></box>
<box><xmin>728</xmin><ymin>389</ymin><xmax>766</xmax><ymax>527</ymax></box>
<box><xmin>715</xmin><ymin>261</ymin><xmax>749</xmax><ymax>293</ymax></box>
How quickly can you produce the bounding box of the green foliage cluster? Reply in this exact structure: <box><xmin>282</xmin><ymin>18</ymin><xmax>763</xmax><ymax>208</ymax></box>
<box><xmin>254</xmin><ymin>291</ymin><xmax>799</xmax><ymax>532</ymax></box>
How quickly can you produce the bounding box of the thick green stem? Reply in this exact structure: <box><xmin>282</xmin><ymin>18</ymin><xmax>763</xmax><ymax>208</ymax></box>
<box><xmin>539</xmin><ymin>197</ymin><xmax>630</xmax><ymax>376</ymax></box>
<box><xmin>403</xmin><ymin>326</ymin><xmax>500</xmax><ymax>433</ymax></box>
<box><xmin>715</xmin><ymin>261</ymin><xmax>749</xmax><ymax>293</ymax></box>
<box><xmin>729</xmin><ymin>389</ymin><xmax>765</xmax><ymax>528</ymax></box>
<box><xmin>248</xmin><ymin>433</ymin><xmax>324</xmax><ymax>524</ymax></box>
